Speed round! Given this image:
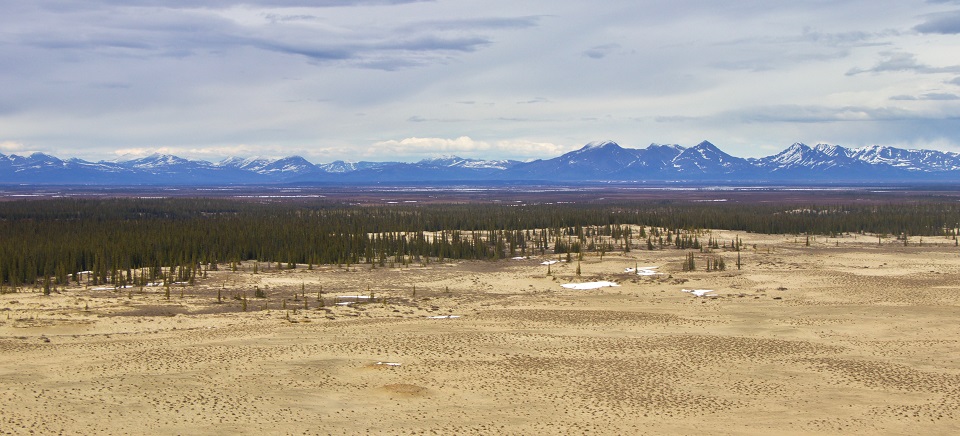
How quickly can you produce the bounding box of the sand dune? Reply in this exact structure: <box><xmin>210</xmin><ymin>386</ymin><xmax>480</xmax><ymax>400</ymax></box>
<box><xmin>3</xmin><ymin>231</ymin><xmax>960</xmax><ymax>434</ymax></box>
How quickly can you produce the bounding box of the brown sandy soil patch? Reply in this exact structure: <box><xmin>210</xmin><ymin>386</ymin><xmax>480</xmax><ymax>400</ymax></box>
<box><xmin>2</xmin><ymin>232</ymin><xmax>960</xmax><ymax>434</ymax></box>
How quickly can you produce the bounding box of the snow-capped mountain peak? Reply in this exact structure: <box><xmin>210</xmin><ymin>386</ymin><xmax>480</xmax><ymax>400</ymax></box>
<box><xmin>785</xmin><ymin>142</ymin><xmax>812</xmax><ymax>152</ymax></box>
<box><xmin>646</xmin><ymin>143</ymin><xmax>685</xmax><ymax>152</ymax></box>
<box><xmin>581</xmin><ymin>140</ymin><xmax>620</xmax><ymax>150</ymax></box>
<box><xmin>265</xmin><ymin>156</ymin><xmax>313</xmax><ymax>171</ymax></box>
<box><xmin>9</xmin><ymin>152</ymin><xmax>66</xmax><ymax>170</ymax></box>
<box><xmin>767</xmin><ymin>143</ymin><xmax>813</xmax><ymax>165</ymax></box>
<box><xmin>669</xmin><ymin>140</ymin><xmax>749</xmax><ymax>173</ymax></box>
<box><xmin>319</xmin><ymin>160</ymin><xmax>363</xmax><ymax>173</ymax></box>
<box><xmin>216</xmin><ymin>156</ymin><xmax>273</xmax><ymax>170</ymax></box>
<box><xmin>812</xmin><ymin>143</ymin><xmax>850</xmax><ymax>158</ymax></box>
<box><xmin>121</xmin><ymin>153</ymin><xmax>200</xmax><ymax>169</ymax></box>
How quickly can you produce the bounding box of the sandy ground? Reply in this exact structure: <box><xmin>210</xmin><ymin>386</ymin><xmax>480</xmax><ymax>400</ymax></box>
<box><xmin>3</xmin><ymin>231</ymin><xmax>960</xmax><ymax>435</ymax></box>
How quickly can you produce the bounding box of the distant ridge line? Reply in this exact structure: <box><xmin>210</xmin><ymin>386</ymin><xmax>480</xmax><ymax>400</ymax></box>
<box><xmin>2</xmin><ymin>141</ymin><xmax>960</xmax><ymax>184</ymax></box>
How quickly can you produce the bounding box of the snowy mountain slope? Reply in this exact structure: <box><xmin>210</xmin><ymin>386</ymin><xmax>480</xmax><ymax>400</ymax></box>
<box><xmin>754</xmin><ymin>143</ymin><xmax>958</xmax><ymax>180</ymax></box>
<box><xmin>670</xmin><ymin>141</ymin><xmax>752</xmax><ymax>175</ymax></box>
<box><xmin>849</xmin><ymin>145</ymin><xmax>960</xmax><ymax>172</ymax></box>
<box><xmin>506</xmin><ymin>140</ymin><xmax>644</xmax><ymax>180</ymax></box>
<box><xmin>318</xmin><ymin>160</ymin><xmax>389</xmax><ymax>173</ymax></box>
<box><xmin>756</xmin><ymin>143</ymin><xmax>874</xmax><ymax>176</ymax></box>
<box><xmin>416</xmin><ymin>156</ymin><xmax>521</xmax><ymax>170</ymax></box>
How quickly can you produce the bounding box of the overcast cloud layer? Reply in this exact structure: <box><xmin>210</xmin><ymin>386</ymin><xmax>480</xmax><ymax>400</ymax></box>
<box><xmin>2</xmin><ymin>0</ymin><xmax>960</xmax><ymax>162</ymax></box>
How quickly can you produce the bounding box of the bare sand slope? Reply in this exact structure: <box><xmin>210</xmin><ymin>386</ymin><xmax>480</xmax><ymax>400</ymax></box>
<box><xmin>3</xmin><ymin>233</ymin><xmax>960</xmax><ymax>434</ymax></box>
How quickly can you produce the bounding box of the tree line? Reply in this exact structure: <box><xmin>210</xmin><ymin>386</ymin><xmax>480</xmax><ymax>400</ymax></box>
<box><xmin>0</xmin><ymin>198</ymin><xmax>957</xmax><ymax>288</ymax></box>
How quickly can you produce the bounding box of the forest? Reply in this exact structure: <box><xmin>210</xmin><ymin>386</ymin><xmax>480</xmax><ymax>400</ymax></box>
<box><xmin>0</xmin><ymin>197</ymin><xmax>958</xmax><ymax>289</ymax></box>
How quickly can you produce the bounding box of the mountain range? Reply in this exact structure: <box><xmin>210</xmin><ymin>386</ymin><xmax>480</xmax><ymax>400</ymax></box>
<box><xmin>4</xmin><ymin>140</ymin><xmax>960</xmax><ymax>185</ymax></box>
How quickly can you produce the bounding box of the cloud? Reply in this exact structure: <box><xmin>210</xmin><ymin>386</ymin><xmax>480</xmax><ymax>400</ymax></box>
<box><xmin>797</xmin><ymin>27</ymin><xmax>898</xmax><ymax>47</ymax></box>
<box><xmin>373</xmin><ymin>136</ymin><xmax>490</xmax><ymax>154</ymax></box>
<box><xmin>0</xmin><ymin>141</ymin><xmax>28</xmax><ymax>153</ymax></box>
<box><xmin>890</xmin><ymin>93</ymin><xmax>959</xmax><ymax>101</ymax></box>
<box><xmin>914</xmin><ymin>10</ymin><xmax>960</xmax><ymax>34</ymax></box>
<box><xmin>10</xmin><ymin>4</ymin><xmax>525</xmax><ymax>71</ymax></box>
<box><xmin>379</xmin><ymin>35</ymin><xmax>491</xmax><ymax>52</ymax></box>
<box><xmin>710</xmin><ymin>59</ymin><xmax>775</xmax><ymax>72</ymax></box>
<box><xmin>582</xmin><ymin>43</ymin><xmax>621</xmax><ymax>59</ymax></box>
<box><xmin>699</xmin><ymin>26</ymin><xmax>895</xmax><ymax>75</ymax></box>
<box><xmin>262</xmin><ymin>13</ymin><xmax>320</xmax><ymax>23</ymax></box>
<box><xmin>112</xmin><ymin>147</ymin><xmax>174</xmax><ymax>158</ymax></box>
<box><xmin>517</xmin><ymin>97</ymin><xmax>550</xmax><ymax>104</ymax></box>
<box><xmin>370</xmin><ymin>136</ymin><xmax>566</xmax><ymax>159</ymax></box>
<box><xmin>406</xmin><ymin>115</ymin><xmax>466</xmax><ymax>122</ymax></box>
<box><xmin>922</xmin><ymin>92</ymin><xmax>960</xmax><ymax>100</ymax></box>
<box><xmin>397</xmin><ymin>16</ymin><xmax>541</xmax><ymax>32</ymax></box>
<box><xmin>260</xmin><ymin>31</ymin><xmax>493</xmax><ymax>68</ymax></box>
<box><xmin>734</xmin><ymin>104</ymin><xmax>930</xmax><ymax>123</ymax></box>
<box><xmin>846</xmin><ymin>51</ymin><xmax>960</xmax><ymax>75</ymax></box>
<box><xmin>112</xmin><ymin>144</ymin><xmax>305</xmax><ymax>160</ymax></box>
<box><xmin>254</xmin><ymin>41</ymin><xmax>353</xmax><ymax>62</ymax></box>
<box><xmin>721</xmin><ymin>27</ymin><xmax>897</xmax><ymax>49</ymax></box>
<box><xmin>88</xmin><ymin>0</ymin><xmax>433</xmax><ymax>8</ymax></box>
<box><xmin>654</xmin><ymin>115</ymin><xmax>704</xmax><ymax>123</ymax></box>
<box><xmin>14</xmin><ymin>7</ymin><xmax>246</xmax><ymax>59</ymax></box>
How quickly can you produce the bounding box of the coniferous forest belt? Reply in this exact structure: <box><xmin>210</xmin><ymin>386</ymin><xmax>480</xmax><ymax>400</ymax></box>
<box><xmin>0</xmin><ymin>198</ymin><xmax>957</xmax><ymax>288</ymax></box>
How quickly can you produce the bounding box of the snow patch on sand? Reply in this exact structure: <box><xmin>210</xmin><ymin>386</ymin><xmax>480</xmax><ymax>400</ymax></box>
<box><xmin>562</xmin><ymin>281</ymin><xmax>620</xmax><ymax>290</ymax></box>
<box><xmin>682</xmin><ymin>289</ymin><xmax>715</xmax><ymax>297</ymax></box>
<box><xmin>90</xmin><ymin>285</ymin><xmax>135</xmax><ymax>291</ymax></box>
<box><xmin>626</xmin><ymin>266</ymin><xmax>661</xmax><ymax>276</ymax></box>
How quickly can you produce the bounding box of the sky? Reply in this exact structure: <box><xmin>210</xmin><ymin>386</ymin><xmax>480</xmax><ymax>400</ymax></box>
<box><xmin>2</xmin><ymin>0</ymin><xmax>960</xmax><ymax>163</ymax></box>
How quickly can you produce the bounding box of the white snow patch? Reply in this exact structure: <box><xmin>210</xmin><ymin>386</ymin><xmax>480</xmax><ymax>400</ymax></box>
<box><xmin>626</xmin><ymin>266</ymin><xmax>661</xmax><ymax>276</ymax></box>
<box><xmin>427</xmin><ymin>315</ymin><xmax>461</xmax><ymax>319</ymax></box>
<box><xmin>375</xmin><ymin>362</ymin><xmax>402</xmax><ymax>367</ymax></box>
<box><xmin>682</xmin><ymin>289</ymin><xmax>715</xmax><ymax>297</ymax></box>
<box><xmin>562</xmin><ymin>281</ymin><xmax>620</xmax><ymax>290</ymax></box>
<box><xmin>540</xmin><ymin>260</ymin><xmax>560</xmax><ymax>265</ymax></box>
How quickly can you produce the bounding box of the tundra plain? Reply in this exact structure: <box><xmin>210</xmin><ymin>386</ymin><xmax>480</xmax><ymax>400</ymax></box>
<box><xmin>3</xmin><ymin>230</ymin><xmax>960</xmax><ymax>435</ymax></box>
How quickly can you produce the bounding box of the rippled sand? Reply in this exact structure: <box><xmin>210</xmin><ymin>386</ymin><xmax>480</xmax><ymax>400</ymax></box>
<box><xmin>3</xmin><ymin>231</ymin><xmax>960</xmax><ymax>434</ymax></box>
